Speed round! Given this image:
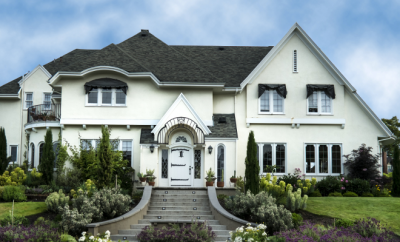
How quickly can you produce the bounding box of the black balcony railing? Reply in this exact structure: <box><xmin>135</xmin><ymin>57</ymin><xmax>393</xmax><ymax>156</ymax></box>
<box><xmin>27</xmin><ymin>104</ymin><xmax>61</xmax><ymax>124</ymax></box>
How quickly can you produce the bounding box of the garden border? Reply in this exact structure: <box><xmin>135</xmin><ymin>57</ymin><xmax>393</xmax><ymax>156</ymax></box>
<box><xmin>87</xmin><ymin>186</ymin><xmax>152</xmax><ymax>235</ymax></box>
<box><xmin>207</xmin><ymin>186</ymin><xmax>257</xmax><ymax>230</ymax></box>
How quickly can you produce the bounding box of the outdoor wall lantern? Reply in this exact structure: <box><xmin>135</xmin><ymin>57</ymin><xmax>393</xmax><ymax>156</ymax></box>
<box><xmin>208</xmin><ymin>145</ymin><xmax>213</xmax><ymax>154</ymax></box>
<box><xmin>150</xmin><ymin>144</ymin><xmax>155</xmax><ymax>153</ymax></box>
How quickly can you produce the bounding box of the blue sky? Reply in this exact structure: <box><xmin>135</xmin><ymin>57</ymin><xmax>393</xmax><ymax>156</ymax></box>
<box><xmin>0</xmin><ymin>0</ymin><xmax>399</xmax><ymax>119</ymax></box>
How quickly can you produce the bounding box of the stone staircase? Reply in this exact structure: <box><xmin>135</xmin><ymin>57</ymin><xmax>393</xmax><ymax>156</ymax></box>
<box><xmin>110</xmin><ymin>189</ymin><xmax>232</xmax><ymax>242</ymax></box>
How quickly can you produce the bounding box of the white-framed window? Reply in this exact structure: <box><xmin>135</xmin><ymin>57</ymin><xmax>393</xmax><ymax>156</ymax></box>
<box><xmin>43</xmin><ymin>93</ymin><xmax>52</xmax><ymax>110</ymax></box>
<box><xmin>307</xmin><ymin>91</ymin><xmax>332</xmax><ymax>114</ymax></box>
<box><xmin>216</xmin><ymin>144</ymin><xmax>225</xmax><ymax>183</ymax></box>
<box><xmin>259</xmin><ymin>90</ymin><xmax>284</xmax><ymax>114</ymax></box>
<box><xmin>9</xmin><ymin>145</ymin><xmax>18</xmax><ymax>162</ymax></box>
<box><xmin>80</xmin><ymin>139</ymin><xmax>133</xmax><ymax>166</ymax></box>
<box><xmin>86</xmin><ymin>88</ymin><xmax>126</xmax><ymax>106</ymax></box>
<box><xmin>257</xmin><ymin>143</ymin><xmax>286</xmax><ymax>174</ymax></box>
<box><xmin>25</xmin><ymin>92</ymin><xmax>33</xmax><ymax>109</ymax></box>
<box><xmin>293</xmin><ymin>50</ymin><xmax>298</xmax><ymax>72</ymax></box>
<box><xmin>305</xmin><ymin>143</ymin><xmax>342</xmax><ymax>175</ymax></box>
<box><xmin>121</xmin><ymin>140</ymin><xmax>133</xmax><ymax>167</ymax></box>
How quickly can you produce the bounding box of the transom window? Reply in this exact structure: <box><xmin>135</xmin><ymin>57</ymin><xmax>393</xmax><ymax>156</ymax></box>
<box><xmin>307</xmin><ymin>91</ymin><xmax>332</xmax><ymax>114</ymax></box>
<box><xmin>257</xmin><ymin>143</ymin><xmax>286</xmax><ymax>174</ymax></box>
<box><xmin>25</xmin><ymin>93</ymin><xmax>33</xmax><ymax>109</ymax></box>
<box><xmin>305</xmin><ymin>144</ymin><xmax>342</xmax><ymax>174</ymax></box>
<box><xmin>259</xmin><ymin>90</ymin><xmax>284</xmax><ymax>114</ymax></box>
<box><xmin>86</xmin><ymin>88</ymin><xmax>126</xmax><ymax>106</ymax></box>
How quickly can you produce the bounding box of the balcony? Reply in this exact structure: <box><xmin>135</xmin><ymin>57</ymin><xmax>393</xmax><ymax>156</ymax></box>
<box><xmin>27</xmin><ymin>104</ymin><xmax>61</xmax><ymax>124</ymax></box>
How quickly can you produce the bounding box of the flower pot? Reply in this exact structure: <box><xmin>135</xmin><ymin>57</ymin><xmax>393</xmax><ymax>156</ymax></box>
<box><xmin>139</xmin><ymin>177</ymin><xmax>147</xmax><ymax>183</ymax></box>
<box><xmin>230</xmin><ymin>178</ymin><xmax>237</xmax><ymax>183</ymax></box>
<box><xmin>148</xmin><ymin>182</ymin><xmax>155</xmax><ymax>186</ymax></box>
<box><xmin>217</xmin><ymin>181</ymin><xmax>224</xmax><ymax>187</ymax></box>
<box><xmin>206</xmin><ymin>181</ymin><xmax>214</xmax><ymax>187</ymax></box>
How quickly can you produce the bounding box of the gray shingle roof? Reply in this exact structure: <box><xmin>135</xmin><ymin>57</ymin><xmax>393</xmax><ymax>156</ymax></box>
<box><xmin>140</xmin><ymin>129</ymin><xmax>156</xmax><ymax>144</ymax></box>
<box><xmin>1</xmin><ymin>30</ymin><xmax>273</xmax><ymax>94</ymax></box>
<box><xmin>206</xmin><ymin>114</ymin><xmax>238</xmax><ymax>138</ymax></box>
<box><xmin>0</xmin><ymin>76</ymin><xmax>21</xmax><ymax>94</ymax></box>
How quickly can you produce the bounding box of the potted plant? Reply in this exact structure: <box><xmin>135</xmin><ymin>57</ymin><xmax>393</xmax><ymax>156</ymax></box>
<box><xmin>146</xmin><ymin>169</ymin><xmax>155</xmax><ymax>177</ymax></box>
<box><xmin>217</xmin><ymin>169</ymin><xmax>224</xmax><ymax>187</ymax></box>
<box><xmin>148</xmin><ymin>176</ymin><xmax>155</xmax><ymax>186</ymax></box>
<box><xmin>46</xmin><ymin>112</ymin><xmax>56</xmax><ymax>121</ymax></box>
<box><xmin>205</xmin><ymin>168</ymin><xmax>215</xmax><ymax>187</ymax></box>
<box><xmin>138</xmin><ymin>172</ymin><xmax>147</xmax><ymax>183</ymax></box>
<box><xmin>230</xmin><ymin>170</ymin><xmax>238</xmax><ymax>183</ymax></box>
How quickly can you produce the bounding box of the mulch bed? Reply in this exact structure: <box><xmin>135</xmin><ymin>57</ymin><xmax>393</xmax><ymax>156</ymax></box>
<box><xmin>297</xmin><ymin>209</ymin><xmax>334</xmax><ymax>227</ymax></box>
<box><xmin>26</xmin><ymin>211</ymin><xmax>58</xmax><ymax>225</ymax></box>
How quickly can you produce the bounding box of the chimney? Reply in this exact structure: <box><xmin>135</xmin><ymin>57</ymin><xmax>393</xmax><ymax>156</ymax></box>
<box><xmin>141</xmin><ymin>29</ymin><xmax>149</xmax><ymax>36</ymax></box>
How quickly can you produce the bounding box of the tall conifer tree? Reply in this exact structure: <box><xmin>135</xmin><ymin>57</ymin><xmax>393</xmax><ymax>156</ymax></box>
<box><xmin>0</xmin><ymin>127</ymin><xmax>7</xmax><ymax>174</ymax></box>
<box><xmin>39</xmin><ymin>129</ymin><xmax>55</xmax><ymax>184</ymax></box>
<box><xmin>392</xmin><ymin>145</ymin><xmax>400</xmax><ymax>197</ymax></box>
<box><xmin>97</xmin><ymin>126</ymin><xmax>113</xmax><ymax>188</ymax></box>
<box><xmin>245</xmin><ymin>131</ymin><xmax>260</xmax><ymax>194</ymax></box>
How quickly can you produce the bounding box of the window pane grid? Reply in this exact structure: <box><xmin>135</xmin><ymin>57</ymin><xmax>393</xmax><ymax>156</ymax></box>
<box><xmin>10</xmin><ymin>146</ymin><xmax>17</xmax><ymax>162</ymax></box>
<box><xmin>273</xmin><ymin>90</ymin><xmax>283</xmax><ymax>112</ymax></box>
<box><xmin>332</xmin><ymin>145</ymin><xmax>341</xmax><ymax>173</ymax></box>
<box><xmin>26</xmin><ymin>93</ymin><xmax>33</xmax><ymax>108</ymax></box>
<box><xmin>162</xmin><ymin>150</ymin><xmax>168</xmax><ymax>178</ymax></box>
<box><xmin>194</xmin><ymin>150</ymin><xmax>201</xmax><ymax>179</ymax></box>
<box><xmin>308</xmin><ymin>92</ymin><xmax>318</xmax><ymax>113</ymax></box>
<box><xmin>262</xmin><ymin>144</ymin><xmax>272</xmax><ymax>172</ymax></box>
<box><xmin>276</xmin><ymin>145</ymin><xmax>285</xmax><ymax>173</ymax></box>
<box><xmin>88</xmin><ymin>89</ymin><xmax>98</xmax><ymax>104</ymax></box>
<box><xmin>102</xmin><ymin>88</ymin><xmax>112</xmax><ymax>104</ymax></box>
<box><xmin>122</xmin><ymin>141</ymin><xmax>132</xmax><ymax>166</ymax></box>
<box><xmin>306</xmin><ymin>145</ymin><xmax>315</xmax><ymax>173</ymax></box>
<box><xmin>44</xmin><ymin>93</ymin><xmax>51</xmax><ymax>109</ymax></box>
<box><xmin>116</xmin><ymin>89</ymin><xmax>126</xmax><ymax>104</ymax></box>
<box><xmin>217</xmin><ymin>146</ymin><xmax>224</xmax><ymax>182</ymax></box>
<box><xmin>321</xmin><ymin>92</ymin><xmax>331</xmax><ymax>113</ymax></box>
<box><xmin>319</xmin><ymin>145</ymin><xmax>328</xmax><ymax>173</ymax></box>
<box><xmin>260</xmin><ymin>91</ymin><xmax>269</xmax><ymax>112</ymax></box>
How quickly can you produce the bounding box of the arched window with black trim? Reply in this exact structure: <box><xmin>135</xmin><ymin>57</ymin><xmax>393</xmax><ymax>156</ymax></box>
<box><xmin>39</xmin><ymin>143</ymin><xmax>44</xmax><ymax>165</ymax></box>
<box><xmin>30</xmin><ymin>143</ymin><xmax>35</xmax><ymax>168</ymax></box>
<box><xmin>217</xmin><ymin>145</ymin><xmax>225</xmax><ymax>182</ymax></box>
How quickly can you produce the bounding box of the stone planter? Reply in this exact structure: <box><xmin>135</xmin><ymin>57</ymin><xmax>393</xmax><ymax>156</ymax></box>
<box><xmin>217</xmin><ymin>181</ymin><xmax>224</xmax><ymax>187</ymax></box>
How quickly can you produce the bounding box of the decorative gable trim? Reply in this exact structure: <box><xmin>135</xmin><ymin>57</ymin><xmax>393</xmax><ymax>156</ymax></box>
<box><xmin>18</xmin><ymin>65</ymin><xmax>52</xmax><ymax>86</ymax></box>
<box><xmin>151</xmin><ymin>93</ymin><xmax>211</xmax><ymax>135</ymax></box>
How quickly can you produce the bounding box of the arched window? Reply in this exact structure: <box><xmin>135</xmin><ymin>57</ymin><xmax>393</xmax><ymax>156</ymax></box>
<box><xmin>30</xmin><ymin>143</ymin><xmax>35</xmax><ymax>168</ymax></box>
<box><xmin>53</xmin><ymin>142</ymin><xmax>60</xmax><ymax>168</ymax></box>
<box><xmin>217</xmin><ymin>145</ymin><xmax>225</xmax><ymax>182</ymax></box>
<box><xmin>39</xmin><ymin>143</ymin><xmax>44</xmax><ymax>165</ymax></box>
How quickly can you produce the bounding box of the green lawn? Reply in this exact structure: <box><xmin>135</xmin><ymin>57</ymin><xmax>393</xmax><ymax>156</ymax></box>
<box><xmin>0</xmin><ymin>202</ymin><xmax>47</xmax><ymax>220</ymax></box>
<box><xmin>306</xmin><ymin>197</ymin><xmax>400</xmax><ymax>235</ymax></box>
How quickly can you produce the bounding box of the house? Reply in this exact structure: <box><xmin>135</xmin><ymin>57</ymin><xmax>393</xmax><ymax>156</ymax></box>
<box><xmin>0</xmin><ymin>23</ymin><xmax>394</xmax><ymax>187</ymax></box>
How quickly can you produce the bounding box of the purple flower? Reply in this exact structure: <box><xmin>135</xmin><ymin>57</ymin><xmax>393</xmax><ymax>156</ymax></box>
<box><xmin>345</xmin><ymin>180</ymin><xmax>348</xmax><ymax>183</ymax></box>
<box><xmin>302</xmin><ymin>174</ymin><xmax>306</xmax><ymax>177</ymax></box>
<box><xmin>363</xmin><ymin>168</ymin><xmax>367</xmax><ymax>171</ymax></box>
<box><xmin>341</xmin><ymin>187</ymin><xmax>345</xmax><ymax>190</ymax></box>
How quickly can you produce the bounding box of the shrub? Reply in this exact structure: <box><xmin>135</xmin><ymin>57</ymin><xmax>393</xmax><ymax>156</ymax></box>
<box><xmin>343</xmin><ymin>191</ymin><xmax>358</xmax><ymax>197</ymax></box>
<box><xmin>286</xmin><ymin>187</ymin><xmax>307</xmax><ymax>212</ymax></box>
<box><xmin>0</xmin><ymin>224</ymin><xmax>60</xmax><ymax>241</ymax></box>
<box><xmin>137</xmin><ymin>221</ymin><xmax>216</xmax><ymax>242</ymax></box>
<box><xmin>296</xmin><ymin>178</ymin><xmax>316</xmax><ymax>196</ymax></box>
<box><xmin>39</xmin><ymin>128</ymin><xmax>55</xmax><ymax>184</ymax></box>
<box><xmin>309</xmin><ymin>190</ymin><xmax>322</xmax><ymax>197</ymax></box>
<box><xmin>383</xmin><ymin>172</ymin><xmax>393</xmax><ymax>178</ymax></box>
<box><xmin>0</xmin><ymin>186</ymin><xmax>3</xmax><ymax>199</ymax></box>
<box><xmin>316</xmin><ymin>176</ymin><xmax>341</xmax><ymax>196</ymax></box>
<box><xmin>343</xmin><ymin>144</ymin><xmax>381</xmax><ymax>180</ymax></box>
<box><xmin>277</xmin><ymin>173</ymin><xmax>301</xmax><ymax>187</ymax></box>
<box><xmin>328</xmin><ymin>192</ymin><xmax>343</xmax><ymax>197</ymax></box>
<box><xmin>61</xmin><ymin>233</ymin><xmax>78</xmax><ymax>242</ymax></box>
<box><xmin>45</xmin><ymin>189</ymin><xmax>70</xmax><ymax>213</ymax></box>
<box><xmin>34</xmin><ymin>216</ymin><xmax>46</xmax><ymax>226</ymax></box>
<box><xmin>95</xmin><ymin>186</ymin><xmax>131</xmax><ymax>219</ymax></box>
<box><xmin>59</xmin><ymin>204</ymin><xmax>93</xmax><ymax>236</ymax></box>
<box><xmin>335</xmin><ymin>218</ymin><xmax>354</xmax><ymax>228</ymax></box>
<box><xmin>260</xmin><ymin>174</ymin><xmax>286</xmax><ymax>200</ymax></box>
<box><xmin>132</xmin><ymin>190</ymin><xmax>143</xmax><ymax>200</ymax></box>
<box><xmin>343</xmin><ymin>178</ymin><xmax>370</xmax><ymax>196</ymax></box>
<box><xmin>2</xmin><ymin>185</ymin><xmax>27</xmax><ymax>202</ymax></box>
<box><xmin>236</xmin><ymin>176</ymin><xmax>245</xmax><ymax>192</ymax></box>
<box><xmin>0</xmin><ymin>167</ymin><xmax>27</xmax><ymax>186</ymax></box>
<box><xmin>230</xmin><ymin>223</ymin><xmax>268</xmax><ymax>242</ymax></box>
<box><xmin>292</xmin><ymin>213</ymin><xmax>303</xmax><ymax>228</ymax></box>
<box><xmin>78</xmin><ymin>231</ymin><xmax>112</xmax><ymax>242</ymax></box>
<box><xmin>245</xmin><ymin>131</ymin><xmax>260</xmax><ymax>195</ymax></box>
<box><xmin>361</xmin><ymin>192</ymin><xmax>374</xmax><ymax>197</ymax></box>
<box><xmin>225</xmin><ymin>191</ymin><xmax>293</xmax><ymax>234</ymax></box>
<box><xmin>0</xmin><ymin>212</ymin><xmax>29</xmax><ymax>226</ymax></box>
<box><xmin>217</xmin><ymin>194</ymin><xmax>228</xmax><ymax>200</ymax></box>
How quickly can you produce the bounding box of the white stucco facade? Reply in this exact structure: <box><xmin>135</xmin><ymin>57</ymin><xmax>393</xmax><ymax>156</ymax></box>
<box><xmin>0</xmin><ymin>24</ymin><xmax>394</xmax><ymax>187</ymax></box>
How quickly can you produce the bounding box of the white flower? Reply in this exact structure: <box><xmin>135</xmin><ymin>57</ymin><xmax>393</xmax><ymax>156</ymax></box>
<box><xmin>262</xmin><ymin>232</ymin><xmax>267</xmax><ymax>236</ymax></box>
<box><xmin>79</xmin><ymin>237</ymin><xmax>85</xmax><ymax>242</ymax></box>
<box><xmin>248</xmin><ymin>239</ymin><xmax>254</xmax><ymax>242</ymax></box>
<box><xmin>82</xmin><ymin>232</ymin><xmax>87</xmax><ymax>236</ymax></box>
<box><xmin>89</xmin><ymin>236</ymin><xmax>94</xmax><ymax>240</ymax></box>
<box><xmin>244</xmin><ymin>232</ymin><xmax>248</xmax><ymax>235</ymax></box>
<box><xmin>234</xmin><ymin>237</ymin><xmax>243</xmax><ymax>242</ymax></box>
<box><xmin>237</xmin><ymin>227</ymin><xmax>243</xmax><ymax>232</ymax></box>
<box><xmin>105</xmin><ymin>230</ymin><xmax>110</xmax><ymax>235</ymax></box>
<box><xmin>229</xmin><ymin>231</ymin><xmax>233</xmax><ymax>235</ymax></box>
<box><xmin>246</xmin><ymin>226</ymin><xmax>253</xmax><ymax>231</ymax></box>
<box><xmin>247</xmin><ymin>223</ymin><xmax>251</xmax><ymax>226</ymax></box>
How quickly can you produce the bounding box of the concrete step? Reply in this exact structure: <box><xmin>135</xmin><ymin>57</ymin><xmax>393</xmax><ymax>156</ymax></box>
<box><xmin>149</xmin><ymin>206</ymin><xmax>210</xmax><ymax>211</ymax></box>
<box><xmin>129</xmin><ymin>223</ymin><xmax>227</xmax><ymax>231</ymax></box>
<box><xmin>215</xmin><ymin>234</ymin><xmax>233</xmax><ymax>241</ymax></box>
<box><xmin>110</xmin><ymin>234</ymin><xmax>137</xmax><ymax>241</ymax></box>
<box><xmin>147</xmin><ymin>210</ymin><xmax>212</xmax><ymax>215</ymax></box>
<box><xmin>152</xmin><ymin>190</ymin><xmax>207</xmax><ymax>195</ymax></box>
<box><xmin>151</xmin><ymin>194</ymin><xmax>209</xmax><ymax>199</ymax></box>
<box><xmin>151</xmin><ymin>198</ymin><xmax>209</xmax><ymax>203</ymax></box>
<box><xmin>118</xmin><ymin>229</ymin><xmax>141</xmax><ymax>235</ymax></box>
<box><xmin>150</xmin><ymin>202</ymin><xmax>209</xmax><ymax>206</ymax></box>
<box><xmin>144</xmin><ymin>215</ymin><xmax>215</xmax><ymax>220</ymax></box>
<box><xmin>138</xmin><ymin>219</ymin><xmax>221</xmax><ymax>225</ymax></box>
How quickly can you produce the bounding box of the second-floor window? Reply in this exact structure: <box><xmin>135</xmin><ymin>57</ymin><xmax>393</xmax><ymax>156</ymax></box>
<box><xmin>307</xmin><ymin>91</ymin><xmax>332</xmax><ymax>114</ymax></box>
<box><xmin>258</xmin><ymin>84</ymin><xmax>287</xmax><ymax>114</ymax></box>
<box><xmin>43</xmin><ymin>93</ymin><xmax>52</xmax><ymax>110</ymax></box>
<box><xmin>86</xmin><ymin>88</ymin><xmax>126</xmax><ymax>106</ymax></box>
<box><xmin>25</xmin><ymin>93</ymin><xmax>33</xmax><ymax>109</ymax></box>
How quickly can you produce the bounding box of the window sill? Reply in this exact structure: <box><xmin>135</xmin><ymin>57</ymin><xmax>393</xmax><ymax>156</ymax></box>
<box><xmin>306</xmin><ymin>113</ymin><xmax>333</xmax><ymax>116</ymax></box>
<box><xmin>258</xmin><ymin>112</ymin><xmax>285</xmax><ymax>115</ymax></box>
<box><xmin>85</xmin><ymin>105</ymin><xmax>127</xmax><ymax>108</ymax></box>
<box><xmin>304</xmin><ymin>173</ymin><xmax>341</xmax><ymax>176</ymax></box>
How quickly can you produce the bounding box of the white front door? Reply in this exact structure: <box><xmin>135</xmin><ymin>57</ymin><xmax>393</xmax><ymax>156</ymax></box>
<box><xmin>170</xmin><ymin>147</ymin><xmax>192</xmax><ymax>186</ymax></box>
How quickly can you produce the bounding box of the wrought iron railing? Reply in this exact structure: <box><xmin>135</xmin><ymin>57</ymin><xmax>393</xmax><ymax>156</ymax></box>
<box><xmin>157</xmin><ymin>117</ymin><xmax>205</xmax><ymax>144</ymax></box>
<box><xmin>27</xmin><ymin>104</ymin><xmax>61</xmax><ymax>123</ymax></box>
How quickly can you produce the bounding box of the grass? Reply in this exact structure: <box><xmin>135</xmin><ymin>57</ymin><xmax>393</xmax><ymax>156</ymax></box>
<box><xmin>306</xmin><ymin>197</ymin><xmax>400</xmax><ymax>235</ymax></box>
<box><xmin>0</xmin><ymin>202</ymin><xmax>47</xmax><ymax>220</ymax></box>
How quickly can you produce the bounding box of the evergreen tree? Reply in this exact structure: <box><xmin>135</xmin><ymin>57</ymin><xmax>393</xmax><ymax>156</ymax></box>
<box><xmin>245</xmin><ymin>131</ymin><xmax>260</xmax><ymax>194</ymax></box>
<box><xmin>392</xmin><ymin>145</ymin><xmax>400</xmax><ymax>197</ymax></box>
<box><xmin>39</xmin><ymin>129</ymin><xmax>55</xmax><ymax>184</ymax></box>
<box><xmin>97</xmin><ymin>126</ymin><xmax>114</xmax><ymax>188</ymax></box>
<box><xmin>0</xmin><ymin>127</ymin><xmax>7</xmax><ymax>174</ymax></box>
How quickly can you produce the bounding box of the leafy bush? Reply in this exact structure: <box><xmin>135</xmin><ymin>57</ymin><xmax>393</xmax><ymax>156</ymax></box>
<box><xmin>383</xmin><ymin>172</ymin><xmax>392</xmax><ymax>178</ymax></box>
<box><xmin>343</xmin><ymin>178</ymin><xmax>370</xmax><ymax>196</ymax></box>
<box><xmin>25</xmin><ymin>187</ymin><xmax>44</xmax><ymax>194</ymax></box>
<box><xmin>230</xmin><ymin>223</ymin><xmax>268</xmax><ymax>241</ymax></box>
<box><xmin>308</xmin><ymin>190</ymin><xmax>322</xmax><ymax>197</ymax></box>
<box><xmin>34</xmin><ymin>217</ymin><xmax>46</xmax><ymax>226</ymax></box>
<box><xmin>132</xmin><ymin>190</ymin><xmax>143</xmax><ymax>200</ymax></box>
<box><xmin>45</xmin><ymin>189</ymin><xmax>70</xmax><ymax>213</ymax></box>
<box><xmin>328</xmin><ymin>192</ymin><xmax>343</xmax><ymax>197</ymax></box>
<box><xmin>236</xmin><ymin>176</ymin><xmax>245</xmax><ymax>192</ymax></box>
<box><xmin>137</xmin><ymin>221</ymin><xmax>216</xmax><ymax>242</ymax></box>
<box><xmin>0</xmin><ymin>167</ymin><xmax>27</xmax><ymax>186</ymax></box>
<box><xmin>343</xmin><ymin>191</ymin><xmax>358</xmax><ymax>197</ymax></box>
<box><xmin>343</xmin><ymin>144</ymin><xmax>382</xmax><ymax>180</ymax></box>
<box><xmin>78</xmin><ymin>230</ymin><xmax>112</xmax><ymax>242</ymax></box>
<box><xmin>361</xmin><ymin>192</ymin><xmax>374</xmax><ymax>197</ymax></box>
<box><xmin>95</xmin><ymin>186</ymin><xmax>131</xmax><ymax>219</ymax></box>
<box><xmin>316</xmin><ymin>176</ymin><xmax>342</xmax><ymax>196</ymax></box>
<box><xmin>23</xmin><ymin>168</ymin><xmax>43</xmax><ymax>187</ymax></box>
<box><xmin>260</xmin><ymin>174</ymin><xmax>286</xmax><ymax>200</ymax></box>
<box><xmin>2</xmin><ymin>185</ymin><xmax>27</xmax><ymax>202</ymax></box>
<box><xmin>292</xmin><ymin>213</ymin><xmax>303</xmax><ymax>228</ymax></box>
<box><xmin>0</xmin><ymin>212</ymin><xmax>29</xmax><ymax>226</ymax></box>
<box><xmin>225</xmin><ymin>191</ymin><xmax>293</xmax><ymax>233</ymax></box>
<box><xmin>277</xmin><ymin>173</ymin><xmax>301</xmax><ymax>187</ymax></box>
<box><xmin>59</xmin><ymin>204</ymin><xmax>93</xmax><ymax>236</ymax></box>
<box><xmin>0</xmin><ymin>186</ymin><xmax>3</xmax><ymax>199</ymax></box>
<box><xmin>286</xmin><ymin>187</ymin><xmax>307</xmax><ymax>212</ymax></box>
<box><xmin>335</xmin><ymin>218</ymin><xmax>354</xmax><ymax>228</ymax></box>
<box><xmin>0</xmin><ymin>224</ymin><xmax>60</xmax><ymax>241</ymax></box>
<box><xmin>217</xmin><ymin>194</ymin><xmax>228</xmax><ymax>200</ymax></box>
